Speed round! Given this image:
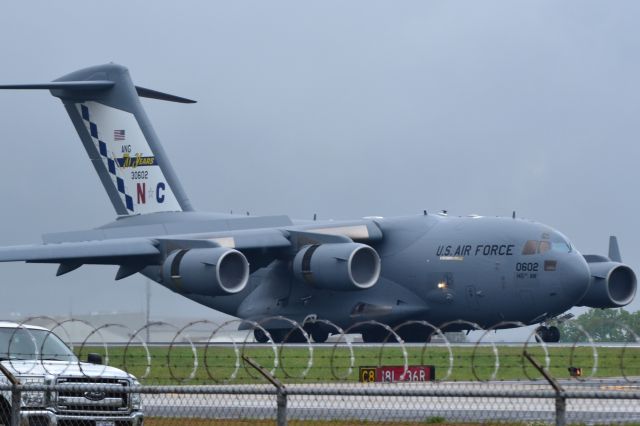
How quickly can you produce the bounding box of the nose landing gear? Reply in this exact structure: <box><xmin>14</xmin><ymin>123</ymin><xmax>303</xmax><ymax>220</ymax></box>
<box><xmin>535</xmin><ymin>325</ymin><xmax>560</xmax><ymax>343</ymax></box>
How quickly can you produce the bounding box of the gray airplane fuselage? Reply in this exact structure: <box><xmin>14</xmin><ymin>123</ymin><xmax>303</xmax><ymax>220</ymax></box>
<box><xmin>126</xmin><ymin>212</ymin><xmax>591</xmax><ymax>331</ymax></box>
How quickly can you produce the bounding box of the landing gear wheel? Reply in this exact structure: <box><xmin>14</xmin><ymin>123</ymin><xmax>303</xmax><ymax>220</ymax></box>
<box><xmin>400</xmin><ymin>333</ymin><xmax>432</xmax><ymax>344</ymax></box>
<box><xmin>304</xmin><ymin>323</ymin><xmax>330</xmax><ymax>343</ymax></box>
<box><xmin>254</xmin><ymin>328</ymin><xmax>269</xmax><ymax>343</ymax></box>
<box><xmin>396</xmin><ymin>324</ymin><xmax>432</xmax><ymax>343</ymax></box>
<box><xmin>535</xmin><ymin>325</ymin><xmax>560</xmax><ymax>343</ymax></box>
<box><xmin>361</xmin><ymin>328</ymin><xmax>389</xmax><ymax>343</ymax></box>
<box><xmin>310</xmin><ymin>327</ymin><xmax>329</xmax><ymax>343</ymax></box>
<box><xmin>282</xmin><ymin>328</ymin><xmax>307</xmax><ymax>343</ymax></box>
<box><xmin>535</xmin><ymin>326</ymin><xmax>549</xmax><ymax>343</ymax></box>
<box><xmin>269</xmin><ymin>329</ymin><xmax>286</xmax><ymax>343</ymax></box>
<box><xmin>259</xmin><ymin>329</ymin><xmax>306</xmax><ymax>343</ymax></box>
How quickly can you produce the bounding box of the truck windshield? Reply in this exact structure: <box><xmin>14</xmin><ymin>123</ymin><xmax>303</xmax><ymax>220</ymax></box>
<box><xmin>0</xmin><ymin>327</ymin><xmax>77</xmax><ymax>362</ymax></box>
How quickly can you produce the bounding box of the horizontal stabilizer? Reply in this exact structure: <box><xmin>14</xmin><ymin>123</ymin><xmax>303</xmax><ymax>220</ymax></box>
<box><xmin>0</xmin><ymin>81</ymin><xmax>114</xmax><ymax>91</ymax></box>
<box><xmin>0</xmin><ymin>81</ymin><xmax>195</xmax><ymax>103</ymax></box>
<box><xmin>135</xmin><ymin>86</ymin><xmax>196</xmax><ymax>103</ymax></box>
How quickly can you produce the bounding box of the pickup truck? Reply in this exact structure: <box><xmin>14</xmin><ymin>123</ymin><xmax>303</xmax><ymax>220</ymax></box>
<box><xmin>0</xmin><ymin>321</ymin><xmax>143</xmax><ymax>425</ymax></box>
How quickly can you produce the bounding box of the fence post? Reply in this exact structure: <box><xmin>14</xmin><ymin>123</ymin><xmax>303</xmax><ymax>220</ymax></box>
<box><xmin>242</xmin><ymin>355</ymin><xmax>287</xmax><ymax>426</ymax></box>
<box><xmin>523</xmin><ymin>351</ymin><xmax>566</xmax><ymax>426</ymax></box>
<box><xmin>0</xmin><ymin>362</ymin><xmax>21</xmax><ymax>426</ymax></box>
<box><xmin>276</xmin><ymin>387</ymin><xmax>287</xmax><ymax>426</ymax></box>
<box><xmin>9</xmin><ymin>385</ymin><xmax>20</xmax><ymax>426</ymax></box>
<box><xmin>555</xmin><ymin>393</ymin><xmax>566</xmax><ymax>426</ymax></box>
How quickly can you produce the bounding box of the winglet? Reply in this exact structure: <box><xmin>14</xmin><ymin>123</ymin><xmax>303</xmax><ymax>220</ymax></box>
<box><xmin>608</xmin><ymin>236</ymin><xmax>622</xmax><ymax>262</ymax></box>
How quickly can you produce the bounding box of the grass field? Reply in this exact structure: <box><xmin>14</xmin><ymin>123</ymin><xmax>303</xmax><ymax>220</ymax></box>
<box><xmin>74</xmin><ymin>343</ymin><xmax>640</xmax><ymax>384</ymax></box>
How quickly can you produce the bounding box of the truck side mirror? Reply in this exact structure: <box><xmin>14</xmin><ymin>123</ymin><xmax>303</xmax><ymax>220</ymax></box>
<box><xmin>87</xmin><ymin>353</ymin><xmax>103</xmax><ymax>365</ymax></box>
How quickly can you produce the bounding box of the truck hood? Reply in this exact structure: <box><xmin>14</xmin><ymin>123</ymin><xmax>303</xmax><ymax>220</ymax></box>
<box><xmin>1</xmin><ymin>360</ymin><xmax>135</xmax><ymax>381</ymax></box>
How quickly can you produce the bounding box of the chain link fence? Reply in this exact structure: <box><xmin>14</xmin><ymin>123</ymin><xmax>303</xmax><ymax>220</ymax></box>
<box><xmin>0</xmin><ymin>316</ymin><xmax>638</xmax><ymax>425</ymax></box>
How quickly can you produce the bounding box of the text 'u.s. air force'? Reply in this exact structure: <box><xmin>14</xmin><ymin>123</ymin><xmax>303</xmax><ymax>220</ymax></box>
<box><xmin>436</xmin><ymin>244</ymin><xmax>515</xmax><ymax>257</ymax></box>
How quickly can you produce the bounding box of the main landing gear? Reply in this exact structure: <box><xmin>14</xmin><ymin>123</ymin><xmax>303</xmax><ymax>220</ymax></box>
<box><xmin>253</xmin><ymin>328</ymin><xmax>306</xmax><ymax>343</ymax></box>
<box><xmin>253</xmin><ymin>325</ymin><xmax>330</xmax><ymax>343</ymax></box>
<box><xmin>535</xmin><ymin>325</ymin><xmax>560</xmax><ymax>343</ymax></box>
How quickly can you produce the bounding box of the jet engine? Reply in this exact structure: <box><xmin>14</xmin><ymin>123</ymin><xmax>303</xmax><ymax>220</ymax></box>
<box><xmin>162</xmin><ymin>248</ymin><xmax>250</xmax><ymax>296</ymax></box>
<box><xmin>293</xmin><ymin>243</ymin><xmax>381</xmax><ymax>291</ymax></box>
<box><xmin>579</xmin><ymin>256</ymin><xmax>637</xmax><ymax>308</ymax></box>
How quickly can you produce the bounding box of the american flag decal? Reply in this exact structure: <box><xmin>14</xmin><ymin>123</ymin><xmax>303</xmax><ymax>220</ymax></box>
<box><xmin>114</xmin><ymin>129</ymin><xmax>126</xmax><ymax>141</ymax></box>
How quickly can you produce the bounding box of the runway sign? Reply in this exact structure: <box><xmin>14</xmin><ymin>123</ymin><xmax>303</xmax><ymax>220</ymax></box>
<box><xmin>359</xmin><ymin>365</ymin><xmax>435</xmax><ymax>382</ymax></box>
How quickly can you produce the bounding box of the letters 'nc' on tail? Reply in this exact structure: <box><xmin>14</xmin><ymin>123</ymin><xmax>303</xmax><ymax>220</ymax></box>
<box><xmin>0</xmin><ymin>63</ymin><xmax>194</xmax><ymax>216</ymax></box>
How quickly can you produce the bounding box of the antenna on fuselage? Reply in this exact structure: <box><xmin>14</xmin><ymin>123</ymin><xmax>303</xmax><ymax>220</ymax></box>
<box><xmin>512</xmin><ymin>211</ymin><xmax>516</xmax><ymax>219</ymax></box>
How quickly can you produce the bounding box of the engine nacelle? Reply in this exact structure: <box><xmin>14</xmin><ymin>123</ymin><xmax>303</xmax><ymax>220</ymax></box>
<box><xmin>162</xmin><ymin>248</ymin><xmax>249</xmax><ymax>296</ymax></box>
<box><xmin>293</xmin><ymin>243</ymin><xmax>381</xmax><ymax>291</ymax></box>
<box><xmin>579</xmin><ymin>259</ymin><xmax>637</xmax><ymax>308</ymax></box>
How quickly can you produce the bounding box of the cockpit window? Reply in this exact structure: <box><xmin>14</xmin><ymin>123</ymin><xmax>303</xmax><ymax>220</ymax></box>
<box><xmin>538</xmin><ymin>241</ymin><xmax>551</xmax><ymax>254</ymax></box>
<box><xmin>522</xmin><ymin>240</ymin><xmax>538</xmax><ymax>255</ymax></box>
<box><xmin>522</xmin><ymin>235</ymin><xmax>572</xmax><ymax>255</ymax></box>
<box><xmin>551</xmin><ymin>232</ymin><xmax>572</xmax><ymax>253</ymax></box>
<box><xmin>552</xmin><ymin>241</ymin><xmax>571</xmax><ymax>253</ymax></box>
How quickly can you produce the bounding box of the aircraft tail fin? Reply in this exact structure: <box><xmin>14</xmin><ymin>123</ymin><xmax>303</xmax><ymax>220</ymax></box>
<box><xmin>0</xmin><ymin>64</ymin><xmax>194</xmax><ymax>216</ymax></box>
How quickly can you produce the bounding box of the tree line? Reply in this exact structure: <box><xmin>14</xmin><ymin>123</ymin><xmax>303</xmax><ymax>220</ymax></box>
<box><xmin>557</xmin><ymin>308</ymin><xmax>640</xmax><ymax>342</ymax></box>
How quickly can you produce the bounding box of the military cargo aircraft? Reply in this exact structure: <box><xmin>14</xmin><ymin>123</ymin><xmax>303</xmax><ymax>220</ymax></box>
<box><xmin>0</xmin><ymin>64</ymin><xmax>635</xmax><ymax>343</ymax></box>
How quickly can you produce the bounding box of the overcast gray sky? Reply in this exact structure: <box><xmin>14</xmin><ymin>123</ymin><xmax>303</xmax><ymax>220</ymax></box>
<box><xmin>0</xmin><ymin>1</ymin><xmax>638</xmax><ymax>331</ymax></box>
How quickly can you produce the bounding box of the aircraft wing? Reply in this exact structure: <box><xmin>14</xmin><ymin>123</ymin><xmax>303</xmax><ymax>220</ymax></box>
<box><xmin>0</xmin><ymin>233</ymin><xmax>290</xmax><ymax>265</ymax></box>
<box><xmin>0</xmin><ymin>238</ymin><xmax>161</xmax><ymax>264</ymax></box>
<box><xmin>0</xmin><ymin>220</ymin><xmax>382</xmax><ymax>280</ymax></box>
<box><xmin>0</xmin><ymin>230</ymin><xmax>289</xmax><ymax>280</ymax></box>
